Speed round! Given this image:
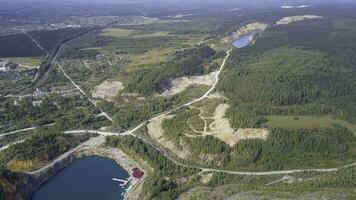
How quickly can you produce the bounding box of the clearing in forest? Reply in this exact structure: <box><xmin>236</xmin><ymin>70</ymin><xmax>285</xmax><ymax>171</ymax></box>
<box><xmin>276</xmin><ymin>15</ymin><xmax>323</xmax><ymax>25</ymax></box>
<box><xmin>91</xmin><ymin>80</ymin><xmax>124</xmax><ymax>101</ymax></box>
<box><xmin>208</xmin><ymin>104</ymin><xmax>269</xmax><ymax>146</ymax></box>
<box><xmin>146</xmin><ymin>115</ymin><xmax>190</xmax><ymax>159</ymax></box>
<box><xmin>161</xmin><ymin>71</ymin><xmax>218</xmax><ymax>96</ymax></box>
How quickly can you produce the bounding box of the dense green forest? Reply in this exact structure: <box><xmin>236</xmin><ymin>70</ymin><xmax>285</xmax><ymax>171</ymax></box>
<box><xmin>0</xmin><ymin>131</ymin><xmax>92</xmax><ymax>171</ymax></box>
<box><xmin>28</xmin><ymin>28</ymin><xmax>91</xmax><ymax>52</ymax></box>
<box><xmin>59</xmin><ymin>32</ymin><xmax>113</xmax><ymax>59</ymax></box>
<box><xmin>0</xmin><ymin>34</ymin><xmax>44</xmax><ymax>57</ymax></box>
<box><xmin>227</xmin><ymin>126</ymin><xmax>354</xmax><ymax>170</ymax></box>
<box><xmin>218</xmin><ymin>18</ymin><xmax>356</xmax><ymax>128</ymax></box>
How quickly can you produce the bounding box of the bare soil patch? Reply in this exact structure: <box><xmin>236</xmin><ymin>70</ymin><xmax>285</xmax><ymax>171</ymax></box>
<box><xmin>277</xmin><ymin>15</ymin><xmax>323</xmax><ymax>25</ymax></box>
<box><xmin>91</xmin><ymin>80</ymin><xmax>124</xmax><ymax>101</ymax></box>
<box><xmin>207</xmin><ymin>104</ymin><xmax>269</xmax><ymax>146</ymax></box>
<box><xmin>147</xmin><ymin>115</ymin><xmax>190</xmax><ymax>159</ymax></box>
<box><xmin>199</xmin><ymin>172</ymin><xmax>213</xmax><ymax>184</ymax></box>
<box><xmin>161</xmin><ymin>71</ymin><xmax>217</xmax><ymax>96</ymax></box>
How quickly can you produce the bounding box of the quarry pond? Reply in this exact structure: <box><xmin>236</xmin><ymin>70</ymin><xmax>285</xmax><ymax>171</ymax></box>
<box><xmin>32</xmin><ymin>156</ymin><xmax>130</xmax><ymax>200</ymax></box>
<box><xmin>232</xmin><ymin>31</ymin><xmax>260</xmax><ymax>48</ymax></box>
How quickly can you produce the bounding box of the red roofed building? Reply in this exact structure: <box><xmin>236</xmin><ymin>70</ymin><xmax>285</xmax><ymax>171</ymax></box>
<box><xmin>132</xmin><ymin>168</ymin><xmax>144</xmax><ymax>179</ymax></box>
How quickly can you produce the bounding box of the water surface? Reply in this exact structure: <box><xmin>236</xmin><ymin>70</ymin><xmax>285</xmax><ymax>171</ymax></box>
<box><xmin>232</xmin><ymin>31</ymin><xmax>259</xmax><ymax>48</ymax></box>
<box><xmin>32</xmin><ymin>156</ymin><xmax>129</xmax><ymax>200</ymax></box>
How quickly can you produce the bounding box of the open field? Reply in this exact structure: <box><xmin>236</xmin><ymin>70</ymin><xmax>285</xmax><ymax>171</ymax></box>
<box><xmin>91</xmin><ymin>80</ymin><xmax>124</xmax><ymax>101</ymax></box>
<box><xmin>266</xmin><ymin>115</ymin><xmax>356</xmax><ymax>135</ymax></box>
<box><xmin>6</xmin><ymin>57</ymin><xmax>42</xmax><ymax>67</ymax></box>
<box><xmin>100</xmin><ymin>28</ymin><xmax>134</xmax><ymax>37</ymax></box>
<box><xmin>124</xmin><ymin>48</ymin><xmax>175</xmax><ymax>73</ymax></box>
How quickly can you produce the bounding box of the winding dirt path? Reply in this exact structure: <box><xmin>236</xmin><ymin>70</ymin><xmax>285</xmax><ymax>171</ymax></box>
<box><xmin>122</xmin><ymin>49</ymin><xmax>233</xmax><ymax>135</ymax></box>
<box><xmin>22</xmin><ymin>29</ymin><xmax>356</xmax><ymax>177</ymax></box>
<box><xmin>117</xmin><ymin>48</ymin><xmax>356</xmax><ymax>175</ymax></box>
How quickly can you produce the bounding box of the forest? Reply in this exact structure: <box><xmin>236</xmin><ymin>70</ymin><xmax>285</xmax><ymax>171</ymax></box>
<box><xmin>162</xmin><ymin>109</ymin><xmax>355</xmax><ymax>170</ymax></box>
<box><xmin>0</xmin><ymin>33</ymin><xmax>44</xmax><ymax>58</ymax></box>
<box><xmin>0</xmin><ymin>131</ymin><xmax>92</xmax><ymax>171</ymax></box>
<box><xmin>106</xmin><ymin>136</ymin><xmax>197</xmax><ymax>200</ymax></box>
<box><xmin>0</xmin><ymin>95</ymin><xmax>110</xmax><ymax>133</ymax></box>
<box><xmin>28</xmin><ymin>28</ymin><xmax>91</xmax><ymax>52</ymax></box>
<box><xmin>218</xmin><ymin>18</ymin><xmax>356</xmax><ymax>128</ymax></box>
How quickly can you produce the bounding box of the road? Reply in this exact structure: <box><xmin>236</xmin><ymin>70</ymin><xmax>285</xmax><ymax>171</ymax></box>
<box><xmin>0</xmin><ymin>139</ymin><xmax>25</xmax><ymax>152</ymax></box>
<box><xmin>121</xmin><ymin>49</ymin><xmax>233</xmax><ymax>136</ymax></box>
<box><xmin>0</xmin><ymin>123</ymin><xmax>55</xmax><ymax>138</ymax></box>
<box><xmin>23</xmin><ymin>31</ymin><xmax>47</xmax><ymax>53</ymax></box>
<box><xmin>64</xmin><ymin>130</ymin><xmax>130</xmax><ymax>136</ymax></box>
<box><xmin>11</xmin><ymin>33</ymin><xmax>355</xmax><ymax>177</ymax></box>
<box><xmin>26</xmin><ymin>136</ymin><xmax>106</xmax><ymax>175</ymax></box>
<box><xmin>22</xmin><ymin>47</ymin><xmax>356</xmax><ymax>177</ymax></box>
<box><xmin>0</xmin><ymin>127</ymin><xmax>36</xmax><ymax>137</ymax></box>
<box><xmin>118</xmin><ymin>48</ymin><xmax>356</xmax><ymax>176</ymax></box>
<box><xmin>58</xmin><ymin>64</ymin><xmax>114</xmax><ymax>122</ymax></box>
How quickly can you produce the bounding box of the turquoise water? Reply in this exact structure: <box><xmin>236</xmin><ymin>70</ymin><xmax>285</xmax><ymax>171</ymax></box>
<box><xmin>32</xmin><ymin>156</ymin><xmax>130</xmax><ymax>200</ymax></box>
<box><xmin>232</xmin><ymin>31</ymin><xmax>259</xmax><ymax>48</ymax></box>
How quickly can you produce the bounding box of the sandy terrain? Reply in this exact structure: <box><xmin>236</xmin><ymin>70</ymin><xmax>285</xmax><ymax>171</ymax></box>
<box><xmin>277</xmin><ymin>15</ymin><xmax>323</xmax><ymax>25</ymax></box>
<box><xmin>199</xmin><ymin>172</ymin><xmax>213</xmax><ymax>184</ymax></box>
<box><xmin>281</xmin><ymin>5</ymin><xmax>309</xmax><ymax>9</ymax></box>
<box><xmin>222</xmin><ymin>22</ymin><xmax>268</xmax><ymax>44</ymax></box>
<box><xmin>147</xmin><ymin>115</ymin><xmax>190</xmax><ymax>159</ymax></box>
<box><xmin>235</xmin><ymin>23</ymin><xmax>268</xmax><ymax>36</ymax></box>
<box><xmin>91</xmin><ymin>80</ymin><xmax>124</xmax><ymax>100</ymax></box>
<box><xmin>161</xmin><ymin>72</ymin><xmax>217</xmax><ymax>96</ymax></box>
<box><xmin>205</xmin><ymin>104</ymin><xmax>269</xmax><ymax>146</ymax></box>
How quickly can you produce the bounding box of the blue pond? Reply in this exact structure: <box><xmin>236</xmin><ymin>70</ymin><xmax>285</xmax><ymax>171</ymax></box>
<box><xmin>232</xmin><ymin>31</ymin><xmax>259</xmax><ymax>48</ymax></box>
<box><xmin>32</xmin><ymin>156</ymin><xmax>129</xmax><ymax>200</ymax></box>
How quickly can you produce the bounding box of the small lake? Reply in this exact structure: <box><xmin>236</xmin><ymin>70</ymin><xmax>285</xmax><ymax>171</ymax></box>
<box><xmin>32</xmin><ymin>156</ymin><xmax>130</xmax><ymax>200</ymax></box>
<box><xmin>232</xmin><ymin>31</ymin><xmax>259</xmax><ymax>48</ymax></box>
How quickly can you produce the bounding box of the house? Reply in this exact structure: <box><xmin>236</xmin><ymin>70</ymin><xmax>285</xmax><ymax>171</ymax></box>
<box><xmin>132</xmin><ymin>168</ymin><xmax>144</xmax><ymax>179</ymax></box>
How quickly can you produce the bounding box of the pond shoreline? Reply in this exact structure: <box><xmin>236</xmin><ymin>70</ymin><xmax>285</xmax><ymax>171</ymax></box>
<box><xmin>26</xmin><ymin>146</ymin><xmax>146</xmax><ymax>200</ymax></box>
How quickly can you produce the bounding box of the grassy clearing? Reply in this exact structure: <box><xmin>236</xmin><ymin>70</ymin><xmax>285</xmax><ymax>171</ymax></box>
<box><xmin>100</xmin><ymin>28</ymin><xmax>170</xmax><ymax>39</ymax></box>
<box><xmin>125</xmin><ymin>48</ymin><xmax>175</xmax><ymax>72</ymax></box>
<box><xmin>266</xmin><ymin>115</ymin><xmax>356</xmax><ymax>134</ymax></box>
<box><xmin>131</xmin><ymin>31</ymin><xmax>171</xmax><ymax>38</ymax></box>
<box><xmin>99</xmin><ymin>28</ymin><xmax>134</xmax><ymax>37</ymax></box>
<box><xmin>333</xmin><ymin>19</ymin><xmax>356</xmax><ymax>31</ymax></box>
<box><xmin>7</xmin><ymin>57</ymin><xmax>42</xmax><ymax>67</ymax></box>
<box><xmin>188</xmin><ymin>114</ymin><xmax>205</xmax><ymax>132</ymax></box>
<box><xmin>207</xmin><ymin>38</ymin><xmax>231</xmax><ymax>52</ymax></box>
